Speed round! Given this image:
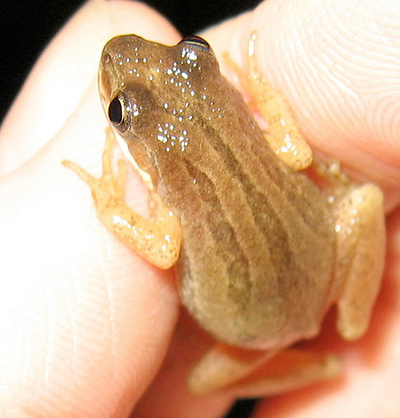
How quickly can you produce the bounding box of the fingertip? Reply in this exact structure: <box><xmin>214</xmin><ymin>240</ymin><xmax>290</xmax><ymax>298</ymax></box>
<box><xmin>202</xmin><ymin>0</ymin><xmax>400</xmax><ymax>195</ymax></box>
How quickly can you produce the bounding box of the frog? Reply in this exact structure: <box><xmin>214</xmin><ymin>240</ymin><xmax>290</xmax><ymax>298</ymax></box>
<box><xmin>62</xmin><ymin>33</ymin><xmax>385</xmax><ymax>396</ymax></box>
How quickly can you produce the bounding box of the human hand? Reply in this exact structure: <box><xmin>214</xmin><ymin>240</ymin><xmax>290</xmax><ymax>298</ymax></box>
<box><xmin>0</xmin><ymin>1</ymin><xmax>399</xmax><ymax>417</ymax></box>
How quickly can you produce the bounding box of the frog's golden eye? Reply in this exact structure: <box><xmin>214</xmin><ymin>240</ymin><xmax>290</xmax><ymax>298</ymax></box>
<box><xmin>179</xmin><ymin>36</ymin><xmax>210</xmax><ymax>52</ymax></box>
<box><xmin>108</xmin><ymin>92</ymin><xmax>132</xmax><ymax>132</ymax></box>
<box><xmin>108</xmin><ymin>95</ymin><xmax>124</xmax><ymax>125</ymax></box>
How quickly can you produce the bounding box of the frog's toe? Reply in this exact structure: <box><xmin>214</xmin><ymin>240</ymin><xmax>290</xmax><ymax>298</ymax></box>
<box><xmin>334</xmin><ymin>184</ymin><xmax>385</xmax><ymax>340</ymax></box>
<box><xmin>188</xmin><ymin>344</ymin><xmax>341</xmax><ymax>397</ymax></box>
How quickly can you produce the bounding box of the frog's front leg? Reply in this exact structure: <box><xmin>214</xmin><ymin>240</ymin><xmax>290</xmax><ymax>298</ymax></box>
<box><xmin>224</xmin><ymin>32</ymin><xmax>313</xmax><ymax>171</ymax></box>
<box><xmin>334</xmin><ymin>183</ymin><xmax>385</xmax><ymax>340</ymax></box>
<box><xmin>62</xmin><ymin>129</ymin><xmax>182</xmax><ymax>269</ymax></box>
<box><xmin>188</xmin><ymin>344</ymin><xmax>340</xmax><ymax>396</ymax></box>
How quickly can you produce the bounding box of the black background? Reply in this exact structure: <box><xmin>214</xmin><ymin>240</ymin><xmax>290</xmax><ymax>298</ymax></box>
<box><xmin>1</xmin><ymin>0</ymin><xmax>262</xmax><ymax>416</ymax></box>
<box><xmin>1</xmin><ymin>0</ymin><xmax>260</xmax><ymax>122</ymax></box>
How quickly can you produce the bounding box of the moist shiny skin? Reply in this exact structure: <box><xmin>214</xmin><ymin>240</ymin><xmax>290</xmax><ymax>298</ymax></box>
<box><xmin>99</xmin><ymin>36</ymin><xmax>336</xmax><ymax>349</ymax></box>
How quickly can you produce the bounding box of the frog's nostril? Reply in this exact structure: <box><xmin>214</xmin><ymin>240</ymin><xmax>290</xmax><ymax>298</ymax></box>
<box><xmin>103</xmin><ymin>53</ymin><xmax>112</xmax><ymax>65</ymax></box>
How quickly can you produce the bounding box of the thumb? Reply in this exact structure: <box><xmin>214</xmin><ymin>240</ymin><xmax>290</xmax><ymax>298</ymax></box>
<box><xmin>203</xmin><ymin>0</ymin><xmax>400</xmax><ymax>210</ymax></box>
<box><xmin>0</xmin><ymin>1</ymin><xmax>180</xmax><ymax>417</ymax></box>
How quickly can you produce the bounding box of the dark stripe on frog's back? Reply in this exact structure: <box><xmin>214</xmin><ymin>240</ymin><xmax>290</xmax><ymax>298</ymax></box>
<box><xmin>154</xmin><ymin>87</ymin><xmax>335</xmax><ymax>347</ymax></box>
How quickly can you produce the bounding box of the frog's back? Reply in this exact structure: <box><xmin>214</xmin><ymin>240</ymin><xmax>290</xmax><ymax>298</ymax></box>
<box><xmin>105</xmin><ymin>36</ymin><xmax>336</xmax><ymax>349</ymax></box>
<box><xmin>155</xmin><ymin>79</ymin><xmax>336</xmax><ymax>349</ymax></box>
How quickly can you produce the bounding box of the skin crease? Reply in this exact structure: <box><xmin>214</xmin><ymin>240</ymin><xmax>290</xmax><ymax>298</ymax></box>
<box><xmin>0</xmin><ymin>0</ymin><xmax>399</xmax><ymax>417</ymax></box>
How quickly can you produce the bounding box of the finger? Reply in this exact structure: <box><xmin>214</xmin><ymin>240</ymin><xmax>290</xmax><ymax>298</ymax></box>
<box><xmin>133</xmin><ymin>311</ymin><xmax>236</xmax><ymax>418</ymax></box>
<box><xmin>202</xmin><ymin>0</ymin><xmax>400</xmax><ymax>210</ymax></box>
<box><xmin>197</xmin><ymin>2</ymin><xmax>400</xmax><ymax>416</ymax></box>
<box><xmin>0</xmin><ymin>2</ymin><xmax>182</xmax><ymax>418</ymax></box>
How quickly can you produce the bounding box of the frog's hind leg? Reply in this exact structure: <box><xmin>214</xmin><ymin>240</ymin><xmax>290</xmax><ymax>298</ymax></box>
<box><xmin>188</xmin><ymin>344</ymin><xmax>340</xmax><ymax>396</ymax></box>
<box><xmin>333</xmin><ymin>184</ymin><xmax>385</xmax><ymax>341</ymax></box>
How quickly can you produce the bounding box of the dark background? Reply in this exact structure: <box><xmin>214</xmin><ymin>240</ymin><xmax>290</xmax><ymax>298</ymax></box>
<box><xmin>0</xmin><ymin>0</ymin><xmax>260</xmax><ymax>122</ymax></box>
<box><xmin>1</xmin><ymin>1</ymin><xmax>261</xmax><ymax>416</ymax></box>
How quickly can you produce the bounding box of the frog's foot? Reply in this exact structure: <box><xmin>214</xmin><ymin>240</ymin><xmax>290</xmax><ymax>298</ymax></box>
<box><xmin>223</xmin><ymin>32</ymin><xmax>312</xmax><ymax>171</ymax></box>
<box><xmin>188</xmin><ymin>344</ymin><xmax>341</xmax><ymax>396</ymax></box>
<box><xmin>310</xmin><ymin>158</ymin><xmax>352</xmax><ymax>193</ymax></box>
<box><xmin>334</xmin><ymin>184</ymin><xmax>385</xmax><ymax>340</ymax></box>
<box><xmin>62</xmin><ymin>129</ymin><xmax>182</xmax><ymax>269</ymax></box>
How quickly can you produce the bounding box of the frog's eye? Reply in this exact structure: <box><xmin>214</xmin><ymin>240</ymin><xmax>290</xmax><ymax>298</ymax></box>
<box><xmin>108</xmin><ymin>95</ymin><xmax>124</xmax><ymax>125</ymax></box>
<box><xmin>108</xmin><ymin>92</ymin><xmax>132</xmax><ymax>131</ymax></box>
<box><xmin>178</xmin><ymin>36</ymin><xmax>210</xmax><ymax>52</ymax></box>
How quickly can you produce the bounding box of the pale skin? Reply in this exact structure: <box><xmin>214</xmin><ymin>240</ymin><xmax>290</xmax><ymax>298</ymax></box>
<box><xmin>0</xmin><ymin>1</ymin><xmax>400</xmax><ymax>418</ymax></box>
